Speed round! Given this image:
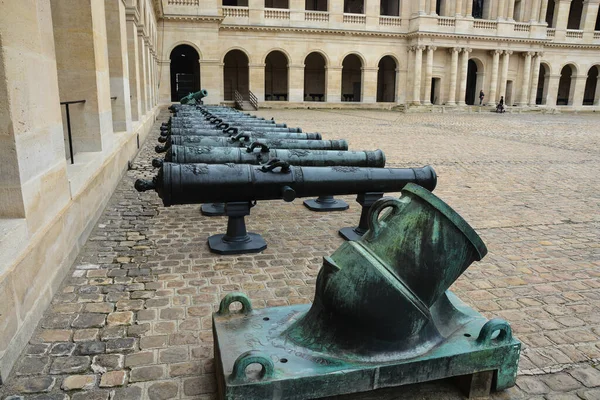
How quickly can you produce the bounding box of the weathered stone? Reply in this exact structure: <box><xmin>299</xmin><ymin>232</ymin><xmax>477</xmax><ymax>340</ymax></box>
<box><xmin>570</xmin><ymin>365</ymin><xmax>600</xmax><ymax>387</ymax></box>
<box><xmin>107</xmin><ymin>311</ymin><xmax>134</xmax><ymax>326</ymax></box>
<box><xmin>49</xmin><ymin>356</ymin><xmax>91</xmax><ymax>374</ymax></box>
<box><xmin>540</xmin><ymin>373</ymin><xmax>583</xmax><ymax>392</ymax></box>
<box><xmin>169</xmin><ymin>361</ymin><xmax>202</xmax><ymax>377</ymax></box>
<box><xmin>147</xmin><ymin>381</ymin><xmax>179</xmax><ymax>400</ymax></box>
<box><xmin>71</xmin><ymin>391</ymin><xmax>111</xmax><ymax>400</ymax></box>
<box><xmin>130</xmin><ymin>365</ymin><xmax>165</xmax><ymax>382</ymax></box>
<box><xmin>99</xmin><ymin>370</ymin><xmax>128</xmax><ymax>387</ymax></box>
<box><xmin>15</xmin><ymin>356</ymin><xmax>50</xmax><ymax>376</ymax></box>
<box><xmin>25</xmin><ymin>344</ymin><xmax>50</xmax><ymax>355</ymax></box>
<box><xmin>159</xmin><ymin>347</ymin><xmax>188</xmax><ymax>363</ymax></box>
<box><xmin>73</xmin><ymin>329</ymin><xmax>99</xmax><ymax>342</ymax></box>
<box><xmin>92</xmin><ymin>354</ymin><xmax>124</xmax><ymax>372</ymax></box>
<box><xmin>169</xmin><ymin>332</ymin><xmax>199</xmax><ymax>346</ymax></box>
<box><xmin>125</xmin><ymin>351</ymin><xmax>155</xmax><ymax>367</ymax></box>
<box><xmin>100</xmin><ymin>325</ymin><xmax>127</xmax><ymax>340</ymax></box>
<box><xmin>183</xmin><ymin>376</ymin><xmax>216</xmax><ymax>396</ymax></box>
<box><xmin>12</xmin><ymin>376</ymin><xmax>56</xmax><ymax>393</ymax></box>
<box><xmin>127</xmin><ymin>323</ymin><xmax>150</xmax><ymax>337</ymax></box>
<box><xmin>115</xmin><ymin>299</ymin><xmax>144</xmax><ymax>311</ymax></box>
<box><xmin>61</xmin><ymin>374</ymin><xmax>97</xmax><ymax>390</ymax></box>
<box><xmin>105</xmin><ymin>337</ymin><xmax>137</xmax><ymax>353</ymax></box>
<box><xmin>517</xmin><ymin>376</ymin><xmax>551</xmax><ymax>394</ymax></box>
<box><xmin>140</xmin><ymin>335</ymin><xmax>168</xmax><ymax>349</ymax></box>
<box><xmin>75</xmin><ymin>341</ymin><xmax>106</xmax><ymax>355</ymax></box>
<box><xmin>42</xmin><ymin>314</ymin><xmax>75</xmax><ymax>329</ymax></box>
<box><xmin>112</xmin><ymin>386</ymin><xmax>143</xmax><ymax>400</ymax></box>
<box><xmin>49</xmin><ymin>342</ymin><xmax>76</xmax><ymax>356</ymax></box>
<box><xmin>159</xmin><ymin>307</ymin><xmax>185</xmax><ymax>320</ymax></box>
<box><xmin>84</xmin><ymin>303</ymin><xmax>115</xmax><ymax>313</ymax></box>
<box><xmin>72</xmin><ymin>313</ymin><xmax>106</xmax><ymax>329</ymax></box>
<box><xmin>35</xmin><ymin>330</ymin><xmax>72</xmax><ymax>343</ymax></box>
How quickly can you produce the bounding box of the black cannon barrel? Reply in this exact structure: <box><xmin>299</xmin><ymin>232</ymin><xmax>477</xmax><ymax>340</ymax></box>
<box><xmin>157</xmin><ymin>146</ymin><xmax>385</xmax><ymax>167</ymax></box>
<box><xmin>167</xmin><ymin>124</ymin><xmax>302</xmax><ymax>133</ymax></box>
<box><xmin>158</xmin><ymin>136</ymin><xmax>349</xmax><ymax>151</ymax></box>
<box><xmin>135</xmin><ymin>163</ymin><xmax>437</xmax><ymax>207</ymax></box>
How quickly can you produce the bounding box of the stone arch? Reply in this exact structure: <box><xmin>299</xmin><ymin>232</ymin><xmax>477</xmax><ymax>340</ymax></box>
<box><xmin>557</xmin><ymin>63</ymin><xmax>578</xmax><ymax>105</ymax></box>
<box><xmin>338</xmin><ymin>51</ymin><xmax>367</xmax><ymax>68</ymax></box>
<box><xmin>304</xmin><ymin>52</ymin><xmax>327</xmax><ymax>102</ymax></box>
<box><xmin>583</xmin><ymin>65</ymin><xmax>600</xmax><ymax>106</ymax></box>
<box><xmin>166</xmin><ymin>41</ymin><xmax>203</xmax><ymax>61</ymax></box>
<box><xmin>465</xmin><ymin>57</ymin><xmax>484</xmax><ymax>105</ymax></box>
<box><xmin>377</xmin><ymin>55</ymin><xmax>397</xmax><ymax>102</ymax></box>
<box><xmin>303</xmin><ymin>49</ymin><xmax>330</xmax><ymax>67</ymax></box>
<box><xmin>223</xmin><ymin>49</ymin><xmax>250</xmax><ymax>101</ymax></box>
<box><xmin>261</xmin><ymin>48</ymin><xmax>293</xmax><ymax>65</ymax></box>
<box><xmin>536</xmin><ymin>62</ymin><xmax>551</xmax><ymax>105</ymax></box>
<box><xmin>265</xmin><ymin>50</ymin><xmax>289</xmax><ymax>101</ymax></box>
<box><xmin>341</xmin><ymin>53</ymin><xmax>363</xmax><ymax>102</ymax></box>
<box><xmin>221</xmin><ymin>46</ymin><xmax>252</xmax><ymax>64</ymax></box>
<box><xmin>169</xmin><ymin>44</ymin><xmax>201</xmax><ymax>102</ymax></box>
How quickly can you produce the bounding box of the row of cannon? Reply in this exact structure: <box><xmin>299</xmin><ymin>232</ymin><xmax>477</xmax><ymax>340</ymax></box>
<box><xmin>136</xmin><ymin>94</ymin><xmax>521</xmax><ymax>400</ymax></box>
<box><xmin>137</xmin><ymin>102</ymin><xmax>438</xmax><ymax>254</ymax></box>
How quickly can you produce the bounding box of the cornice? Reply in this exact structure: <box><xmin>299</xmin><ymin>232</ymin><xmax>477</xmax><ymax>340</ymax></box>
<box><xmin>219</xmin><ymin>24</ymin><xmax>406</xmax><ymax>38</ymax></box>
<box><xmin>163</xmin><ymin>14</ymin><xmax>225</xmax><ymax>22</ymax></box>
<box><xmin>125</xmin><ymin>6</ymin><xmax>140</xmax><ymax>23</ymax></box>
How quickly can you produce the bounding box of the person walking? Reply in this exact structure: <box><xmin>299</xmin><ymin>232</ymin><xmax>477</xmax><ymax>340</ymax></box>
<box><xmin>479</xmin><ymin>90</ymin><xmax>485</xmax><ymax>106</ymax></box>
<box><xmin>496</xmin><ymin>96</ymin><xmax>505</xmax><ymax>113</ymax></box>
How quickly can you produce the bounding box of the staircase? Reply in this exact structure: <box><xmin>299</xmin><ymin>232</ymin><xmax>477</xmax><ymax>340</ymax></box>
<box><xmin>234</xmin><ymin>90</ymin><xmax>258</xmax><ymax>111</ymax></box>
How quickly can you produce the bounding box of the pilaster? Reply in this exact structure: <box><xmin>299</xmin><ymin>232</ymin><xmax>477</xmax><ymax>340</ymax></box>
<box><xmin>581</xmin><ymin>0</ymin><xmax>600</xmax><ymax>40</ymax></box>
<box><xmin>362</xmin><ymin>67</ymin><xmax>379</xmax><ymax>103</ymax></box>
<box><xmin>158</xmin><ymin>60</ymin><xmax>171</xmax><ymax>104</ymax></box>
<box><xmin>412</xmin><ymin>45</ymin><xmax>425</xmax><ymax>105</ymax></box>
<box><xmin>571</xmin><ymin>75</ymin><xmax>588</xmax><ymax>106</ymax></box>
<box><xmin>529</xmin><ymin>53</ymin><xmax>543</xmax><ymax>106</ymax></box>
<box><xmin>546</xmin><ymin>74</ymin><xmax>561</xmax><ymax>105</ymax></box>
<box><xmin>457</xmin><ymin>48</ymin><xmax>471</xmax><ymax>106</ymax></box>
<box><xmin>518</xmin><ymin>52</ymin><xmax>533</xmax><ymax>106</ymax></box>
<box><xmin>288</xmin><ymin>65</ymin><xmax>305</xmax><ymax>103</ymax></box>
<box><xmin>423</xmin><ymin>46</ymin><xmax>436</xmax><ymax>105</ymax></box>
<box><xmin>447</xmin><ymin>47</ymin><xmax>460</xmax><ymax>105</ymax></box>
<box><xmin>498</xmin><ymin>50</ymin><xmax>513</xmax><ymax>102</ymax></box>
<box><xmin>249</xmin><ymin>63</ymin><xmax>266</xmax><ymax>102</ymax></box>
<box><xmin>489</xmin><ymin>50</ymin><xmax>501</xmax><ymax>104</ymax></box>
<box><xmin>125</xmin><ymin>18</ymin><xmax>141</xmax><ymax>120</ymax></box>
<box><xmin>326</xmin><ymin>66</ymin><xmax>343</xmax><ymax>102</ymax></box>
<box><xmin>200</xmin><ymin>60</ymin><xmax>223</xmax><ymax>104</ymax></box>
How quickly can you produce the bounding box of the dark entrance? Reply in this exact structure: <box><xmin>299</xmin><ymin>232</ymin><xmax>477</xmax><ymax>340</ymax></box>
<box><xmin>304</xmin><ymin>52</ymin><xmax>326</xmax><ymax>101</ymax></box>
<box><xmin>376</xmin><ymin>56</ymin><xmax>396</xmax><ymax>102</ymax></box>
<box><xmin>223</xmin><ymin>50</ymin><xmax>249</xmax><ymax>101</ymax></box>
<box><xmin>472</xmin><ymin>0</ymin><xmax>484</xmax><ymax>18</ymax></box>
<box><xmin>265</xmin><ymin>51</ymin><xmax>288</xmax><ymax>101</ymax></box>
<box><xmin>557</xmin><ymin>65</ymin><xmax>574</xmax><ymax>105</ymax></box>
<box><xmin>465</xmin><ymin>59</ymin><xmax>478</xmax><ymax>105</ymax></box>
<box><xmin>583</xmin><ymin>66</ymin><xmax>599</xmax><ymax>106</ymax></box>
<box><xmin>170</xmin><ymin>45</ymin><xmax>200</xmax><ymax>102</ymax></box>
<box><xmin>342</xmin><ymin>54</ymin><xmax>362</xmax><ymax>102</ymax></box>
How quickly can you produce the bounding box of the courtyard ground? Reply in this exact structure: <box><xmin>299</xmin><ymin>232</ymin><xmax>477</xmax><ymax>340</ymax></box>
<box><xmin>1</xmin><ymin>108</ymin><xmax>599</xmax><ymax>400</ymax></box>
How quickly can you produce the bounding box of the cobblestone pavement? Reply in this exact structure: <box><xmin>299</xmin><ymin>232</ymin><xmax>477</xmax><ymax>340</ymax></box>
<box><xmin>1</xmin><ymin>108</ymin><xmax>599</xmax><ymax>400</ymax></box>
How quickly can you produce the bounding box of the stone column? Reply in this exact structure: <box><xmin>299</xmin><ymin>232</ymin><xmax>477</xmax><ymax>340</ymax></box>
<box><xmin>554</xmin><ymin>0</ymin><xmax>573</xmax><ymax>33</ymax></box>
<box><xmin>137</xmin><ymin>34</ymin><xmax>147</xmax><ymax>116</ymax></box>
<box><xmin>326</xmin><ymin>66</ymin><xmax>343</xmax><ymax>102</ymax></box>
<box><xmin>594</xmin><ymin>76</ymin><xmax>600</xmax><ymax>106</ymax></box>
<box><xmin>429</xmin><ymin>0</ymin><xmax>437</xmax><ymax>14</ymax></box>
<box><xmin>497</xmin><ymin>0</ymin><xmax>507</xmax><ymax>19</ymax></box>
<box><xmin>200</xmin><ymin>60</ymin><xmax>223</xmax><ymax>104</ymax></box>
<box><xmin>288</xmin><ymin>65</ymin><xmax>305</xmax><ymax>103</ymax></box>
<box><xmin>412</xmin><ymin>45</ymin><xmax>425</xmax><ymax>105</ymax></box>
<box><xmin>581</xmin><ymin>0</ymin><xmax>600</xmax><ymax>37</ymax></box>
<box><xmin>466</xmin><ymin>0</ymin><xmax>473</xmax><ymax>17</ymax></box>
<box><xmin>530</xmin><ymin>0</ymin><xmax>542</xmax><ymax>22</ymax></box>
<box><xmin>423</xmin><ymin>46</ymin><xmax>436</xmax><ymax>105</ymax></box>
<box><xmin>519</xmin><ymin>52</ymin><xmax>533</xmax><ymax>106</ymax></box>
<box><xmin>51</xmin><ymin>0</ymin><xmax>113</xmax><ymax>152</ymax></box>
<box><xmin>498</xmin><ymin>50</ymin><xmax>512</xmax><ymax>101</ymax></box>
<box><xmin>457</xmin><ymin>48</ymin><xmax>471</xmax><ymax>106</ymax></box>
<box><xmin>249</xmin><ymin>63</ymin><xmax>266</xmax><ymax>102</ymax></box>
<box><xmin>489</xmin><ymin>50</ymin><xmax>501</xmax><ymax>104</ymax></box>
<box><xmin>158</xmin><ymin>60</ymin><xmax>171</xmax><ymax>104</ymax></box>
<box><xmin>362</xmin><ymin>67</ymin><xmax>379</xmax><ymax>103</ymax></box>
<box><xmin>507</xmin><ymin>0</ymin><xmax>516</xmax><ymax>19</ymax></box>
<box><xmin>545</xmin><ymin>74</ymin><xmax>561</xmax><ymax>105</ymax></box>
<box><xmin>571</xmin><ymin>74</ymin><xmax>588</xmax><ymax>106</ymax></box>
<box><xmin>105</xmin><ymin>0</ymin><xmax>132</xmax><ymax>133</ymax></box>
<box><xmin>447</xmin><ymin>47</ymin><xmax>460</xmax><ymax>105</ymax></box>
<box><xmin>144</xmin><ymin>41</ymin><xmax>152</xmax><ymax>112</ymax></box>
<box><xmin>126</xmin><ymin>17</ymin><xmax>141</xmax><ymax>121</ymax></box>
<box><xmin>455</xmin><ymin>0</ymin><xmax>463</xmax><ymax>16</ymax></box>
<box><xmin>529</xmin><ymin>52</ymin><xmax>543</xmax><ymax>105</ymax></box>
<box><xmin>539</xmin><ymin>0</ymin><xmax>549</xmax><ymax>22</ymax></box>
<box><xmin>417</xmin><ymin>0</ymin><xmax>427</xmax><ymax>15</ymax></box>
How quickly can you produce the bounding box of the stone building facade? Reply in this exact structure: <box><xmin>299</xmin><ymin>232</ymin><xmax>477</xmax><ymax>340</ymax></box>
<box><xmin>0</xmin><ymin>0</ymin><xmax>160</xmax><ymax>381</ymax></box>
<box><xmin>158</xmin><ymin>0</ymin><xmax>600</xmax><ymax>109</ymax></box>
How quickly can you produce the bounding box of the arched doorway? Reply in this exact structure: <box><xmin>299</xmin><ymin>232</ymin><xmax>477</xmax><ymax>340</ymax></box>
<box><xmin>223</xmin><ymin>50</ymin><xmax>249</xmax><ymax>101</ymax></box>
<box><xmin>465</xmin><ymin>59</ymin><xmax>478</xmax><ymax>105</ymax></box>
<box><xmin>170</xmin><ymin>44</ymin><xmax>200</xmax><ymax>102</ymax></box>
<box><xmin>341</xmin><ymin>54</ymin><xmax>362</xmax><ymax>102</ymax></box>
<box><xmin>557</xmin><ymin>64</ymin><xmax>576</xmax><ymax>105</ymax></box>
<box><xmin>567</xmin><ymin>0</ymin><xmax>583</xmax><ymax>29</ymax></box>
<box><xmin>304</xmin><ymin>52</ymin><xmax>326</xmax><ymax>102</ymax></box>
<box><xmin>583</xmin><ymin>66</ymin><xmax>599</xmax><ymax>106</ymax></box>
<box><xmin>376</xmin><ymin>56</ymin><xmax>396</xmax><ymax>102</ymax></box>
<box><xmin>265</xmin><ymin>51</ymin><xmax>288</xmax><ymax>101</ymax></box>
<box><xmin>536</xmin><ymin>63</ymin><xmax>551</xmax><ymax>105</ymax></box>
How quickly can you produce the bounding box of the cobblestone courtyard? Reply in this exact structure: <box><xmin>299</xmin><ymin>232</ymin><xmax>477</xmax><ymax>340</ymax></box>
<box><xmin>1</xmin><ymin>108</ymin><xmax>599</xmax><ymax>400</ymax></box>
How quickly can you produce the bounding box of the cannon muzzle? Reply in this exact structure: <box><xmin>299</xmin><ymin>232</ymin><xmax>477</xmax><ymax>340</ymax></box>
<box><xmin>152</xmin><ymin>159</ymin><xmax>164</xmax><ymax>168</ymax></box>
<box><xmin>134</xmin><ymin>179</ymin><xmax>156</xmax><ymax>192</ymax></box>
<box><xmin>155</xmin><ymin>145</ymin><xmax>167</xmax><ymax>153</ymax></box>
<box><xmin>158</xmin><ymin>136</ymin><xmax>168</xmax><ymax>143</ymax></box>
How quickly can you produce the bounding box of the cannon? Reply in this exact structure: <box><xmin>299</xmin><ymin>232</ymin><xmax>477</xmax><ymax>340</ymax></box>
<box><xmin>135</xmin><ymin>163</ymin><xmax>437</xmax><ymax>255</ymax></box>
<box><xmin>179</xmin><ymin>89</ymin><xmax>208</xmax><ymax>104</ymax></box>
<box><xmin>152</xmin><ymin>145</ymin><xmax>385</xmax><ymax>168</ymax></box>
<box><xmin>156</xmin><ymin>136</ymin><xmax>349</xmax><ymax>151</ymax></box>
<box><xmin>211</xmin><ymin>185</ymin><xmax>521</xmax><ymax>399</ymax></box>
<box><xmin>159</xmin><ymin>128</ymin><xmax>321</xmax><ymax>142</ymax></box>
<box><xmin>162</xmin><ymin>123</ymin><xmax>303</xmax><ymax>135</ymax></box>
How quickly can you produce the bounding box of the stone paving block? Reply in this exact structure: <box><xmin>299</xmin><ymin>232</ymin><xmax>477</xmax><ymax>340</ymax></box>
<box><xmin>61</xmin><ymin>374</ymin><xmax>97</xmax><ymax>391</ymax></box>
<box><xmin>578</xmin><ymin>388</ymin><xmax>600</xmax><ymax>400</ymax></box>
<box><xmin>99</xmin><ymin>370</ymin><xmax>128</xmax><ymax>387</ymax></box>
<box><xmin>72</xmin><ymin>314</ymin><xmax>107</xmax><ymax>329</ymax></box>
<box><xmin>70</xmin><ymin>391</ymin><xmax>111</xmax><ymax>400</ymax></box>
<box><xmin>12</xmin><ymin>376</ymin><xmax>56</xmax><ymax>393</ymax></box>
<box><xmin>107</xmin><ymin>311</ymin><xmax>134</xmax><ymax>326</ymax></box>
<box><xmin>74</xmin><ymin>341</ymin><xmax>106</xmax><ymax>356</ymax></box>
<box><xmin>540</xmin><ymin>373</ymin><xmax>583</xmax><ymax>392</ymax></box>
<box><xmin>147</xmin><ymin>381</ymin><xmax>179</xmax><ymax>400</ymax></box>
<box><xmin>14</xmin><ymin>356</ymin><xmax>50</xmax><ymax>375</ymax></box>
<box><xmin>49</xmin><ymin>343</ymin><xmax>75</xmax><ymax>356</ymax></box>
<box><xmin>570</xmin><ymin>365</ymin><xmax>600</xmax><ymax>388</ymax></box>
<box><xmin>49</xmin><ymin>356</ymin><xmax>91</xmax><ymax>375</ymax></box>
<box><xmin>129</xmin><ymin>365</ymin><xmax>165</xmax><ymax>382</ymax></box>
<box><xmin>183</xmin><ymin>376</ymin><xmax>216</xmax><ymax>396</ymax></box>
<box><xmin>73</xmin><ymin>329</ymin><xmax>100</xmax><ymax>342</ymax></box>
<box><xmin>112</xmin><ymin>386</ymin><xmax>143</xmax><ymax>400</ymax></box>
<box><xmin>125</xmin><ymin>351</ymin><xmax>155</xmax><ymax>367</ymax></box>
<box><xmin>92</xmin><ymin>354</ymin><xmax>124</xmax><ymax>372</ymax></box>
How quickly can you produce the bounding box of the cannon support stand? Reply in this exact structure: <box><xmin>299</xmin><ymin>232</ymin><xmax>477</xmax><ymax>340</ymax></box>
<box><xmin>303</xmin><ymin>195</ymin><xmax>349</xmax><ymax>212</ymax></box>
<box><xmin>338</xmin><ymin>192</ymin><xmax>384</xmax><ymax>241</ymax></box>
<box><xmin>207</xmin><ymin>202</ymin><xmax>267</xmax><ymax>255</ymax></box>
<box><xmin>201</xmin><ymin>203</ymin><xmax>226</xmax><ymax>216</ymax></box>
